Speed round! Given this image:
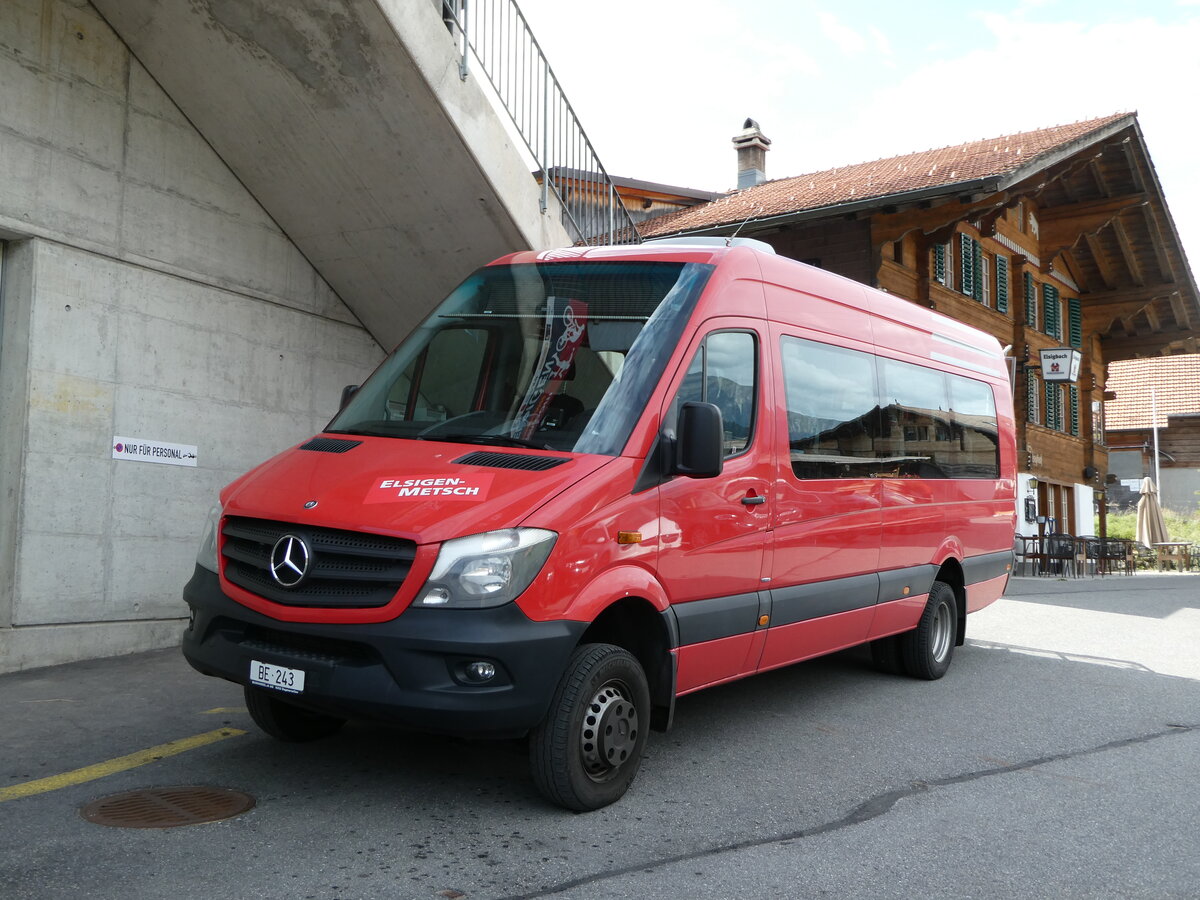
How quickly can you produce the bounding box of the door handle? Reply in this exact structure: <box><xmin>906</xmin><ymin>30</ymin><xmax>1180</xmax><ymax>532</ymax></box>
<box><xmin>741</xmin><ymin>495</ymin><xmax>766</xmax><ymax>506</ymax></box>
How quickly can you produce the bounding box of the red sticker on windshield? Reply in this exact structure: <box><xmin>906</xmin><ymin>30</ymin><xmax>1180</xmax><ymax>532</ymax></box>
<box><xmin>366</xmin><ymin>475</ymin><xmax>495</xmax><ymax>503</ymax></box>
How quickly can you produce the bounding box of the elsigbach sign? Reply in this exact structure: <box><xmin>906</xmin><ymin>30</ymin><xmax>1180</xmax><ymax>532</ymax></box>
<box><xmin>1038</xmin><ymin>348</ymin><xmax>1082</xmax><ymax>382</ymax></box>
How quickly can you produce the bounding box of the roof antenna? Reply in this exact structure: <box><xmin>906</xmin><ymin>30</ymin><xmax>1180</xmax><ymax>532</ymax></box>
<box><xmin>726</xmin><ymin>204</ymin><xmax>762</xmax><ymax>245</ymax></box>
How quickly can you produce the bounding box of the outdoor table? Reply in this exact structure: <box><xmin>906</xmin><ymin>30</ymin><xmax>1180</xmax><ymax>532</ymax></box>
<box><xmin>1153</xmin><ymin>542</ymin><xmax>1192</xmax><ymax>572</ymax></box>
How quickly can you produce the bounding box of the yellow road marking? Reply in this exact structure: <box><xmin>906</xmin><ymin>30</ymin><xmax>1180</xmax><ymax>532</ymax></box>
<box><xmin>201</xmin><ymin>707</ymin><xmax>248</xmax><ymax>714</ymax></box>
<box><xmin>0</xmin><ymin>728</ymin><xmax>247</xmax><ymax>803</ymax></box>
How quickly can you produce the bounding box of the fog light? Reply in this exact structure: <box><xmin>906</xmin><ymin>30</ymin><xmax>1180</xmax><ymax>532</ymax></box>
<box><xmin>465</xmin><ymin>661</ymin><xmax>496</xmax><ymax>683</ymax></box>
<box><xmin>422</xmin><ymin>587</ymin><xmax>452</xmax><ymax>606</ymax></box>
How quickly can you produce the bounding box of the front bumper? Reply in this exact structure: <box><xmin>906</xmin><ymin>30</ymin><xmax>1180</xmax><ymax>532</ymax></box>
<box><xmin>181</xmin><ymin>565</ymin><xmax>585</xmax><ymax>738</ymax></box>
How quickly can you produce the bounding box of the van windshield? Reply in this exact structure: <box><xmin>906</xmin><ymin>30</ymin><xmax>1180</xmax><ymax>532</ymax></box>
<box><xmin>327</xmin><ymin>260</ymin><xmax>713</xmax><ymax>456</ymax></box>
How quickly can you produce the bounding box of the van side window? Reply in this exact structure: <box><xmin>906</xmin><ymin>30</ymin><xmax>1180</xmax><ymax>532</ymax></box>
<box><xmin>675</xmin><ymin>331</ymin><xmax>757</xmax><ymax>457</ymax></box>
<box><xmin>946</xmin><ymin>376</ymin><xmax>1001</xmax><ymax>478</ymax></box>
<box><xmin>781</xmin><ymin>337</ymin><xmax>885</xmax><ymax>479</ymax></box>
<box><xmin>877</xmin><ymin>357</ymin><xmax>999</xmax><ymax>479</ymax></box>
<box><xmin>877</xmin><ymin>357</ymin><xmax>952</xmax><ymax>478</ymax></box>
<box><xmin>781</xmin><ymin>336</ymin><xmax>1000</xmax><ymax>480</ymax></box>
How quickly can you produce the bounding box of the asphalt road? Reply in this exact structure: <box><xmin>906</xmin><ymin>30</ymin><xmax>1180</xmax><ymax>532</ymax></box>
<box><xmin>2</xmin><ymin>573</ymin><xmax>1198</xmax><ymax>899</ymax></box>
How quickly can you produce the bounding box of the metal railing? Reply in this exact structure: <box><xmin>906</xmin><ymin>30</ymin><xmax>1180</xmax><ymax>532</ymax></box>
<box><xmin>439</xmin><ymin>0</ymin><xmax>640</xmax><ymax>245</ymax></box>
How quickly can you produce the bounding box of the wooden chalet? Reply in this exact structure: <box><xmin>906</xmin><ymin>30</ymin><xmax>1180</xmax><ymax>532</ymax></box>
<box><xmin>637</xmin><ymin>113</ymin><xmax>1200</xmax><ymax>538</ymax></box>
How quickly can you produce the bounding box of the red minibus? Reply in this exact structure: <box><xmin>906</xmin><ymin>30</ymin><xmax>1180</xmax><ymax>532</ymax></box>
<box><xmin>183</xmin><ymin>238</ymin><xmax>1016</xmax><ymax>810</ymax></box>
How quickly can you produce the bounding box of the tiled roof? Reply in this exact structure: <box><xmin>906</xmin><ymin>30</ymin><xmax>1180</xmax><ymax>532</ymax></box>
<box><xmin>1105</xmin><ymin>354</ymin><xmax>1200</xmax><ymax>430</ymax></box>
<box><xmin>638</xmin><ymin>112</ymin><xmax>1133</xmax><ymax>238</ymax></box>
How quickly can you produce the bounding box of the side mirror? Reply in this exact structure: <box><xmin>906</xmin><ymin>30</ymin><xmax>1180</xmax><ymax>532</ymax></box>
<box><xmin>674</xmin><ymin>401</ymin><xmax>723</xmax><ymax>478</ymax></box>
<box><xmin>339</xmin><ymin>384</ymin><xmax>359</xmax><ymax>410</ymax></box>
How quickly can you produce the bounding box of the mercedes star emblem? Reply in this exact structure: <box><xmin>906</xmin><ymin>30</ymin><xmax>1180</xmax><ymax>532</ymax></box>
<box><xmin>269</xmin><ymin>534</ymin><xmax>311</xmax><ymax>588</ymax></box>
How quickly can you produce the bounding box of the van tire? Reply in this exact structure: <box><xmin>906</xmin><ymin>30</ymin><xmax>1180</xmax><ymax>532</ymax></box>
<box><xmin>530</xmin><ymin>643</ymin><xmax>650</xmax><ymax>811</ymax></box>
<box><xmin>244</xmin><ymin>685</ymin><xmax>345</xmax><ymax>742</ymax></box>
<box><xmin>899</xmin><ymin>582</ymin><xmax>958</xmax><ymax>680</ymax></box>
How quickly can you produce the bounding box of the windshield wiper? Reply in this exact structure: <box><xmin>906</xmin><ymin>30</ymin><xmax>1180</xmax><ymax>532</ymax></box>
<box><xmin>428</xmin><ymin>433</ymin><xmax>555</xmax><ymax>451</ymax></box>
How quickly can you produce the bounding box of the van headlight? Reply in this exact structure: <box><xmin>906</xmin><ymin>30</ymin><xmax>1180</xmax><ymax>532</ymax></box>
<box><xmin>415</xmin><ymin>528</ymin><xmax>557</xmax><ymax>609</ymax></box>
<box><xmin>196</xmin><ymin>505</ymin><xmax>222</xmax><ymax>572</ymax></box>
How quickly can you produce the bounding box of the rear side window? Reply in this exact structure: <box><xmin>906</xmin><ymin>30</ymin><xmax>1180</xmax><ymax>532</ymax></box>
<box><xmin>781</xmin><ymin>336</ymin><xmax>999</xmax><ymax>479</ymax></box>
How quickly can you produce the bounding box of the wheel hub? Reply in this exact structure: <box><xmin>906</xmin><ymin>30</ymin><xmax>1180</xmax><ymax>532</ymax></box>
<box><xmin>580</xmin><ymin>682</ymin><xmax>639</xmax><ymax>779</ymax></box>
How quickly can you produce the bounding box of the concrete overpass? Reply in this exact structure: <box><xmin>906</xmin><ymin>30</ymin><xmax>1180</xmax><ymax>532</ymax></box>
<box><xmin>90</xmin><ymin>0</ymin><xmax>578</xmax><ymax>348</ymax></box>
<box><xmin>0</xmin><ymin>0</ymin><xmax>635</xmax><ymax>673</ymax></box>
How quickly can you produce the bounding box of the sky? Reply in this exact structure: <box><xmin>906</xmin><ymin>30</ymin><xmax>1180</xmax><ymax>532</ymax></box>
<box><xmin>513</xmin><ymin>0</ymin><xmax>1200</xmax><ymax>267</ymax></box>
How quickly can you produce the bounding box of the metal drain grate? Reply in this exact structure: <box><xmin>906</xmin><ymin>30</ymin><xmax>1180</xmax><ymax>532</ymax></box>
<box><xmin>81</xmin><ymin>786</ymin><xmax>255</xmax><ymax>829</ymax></box>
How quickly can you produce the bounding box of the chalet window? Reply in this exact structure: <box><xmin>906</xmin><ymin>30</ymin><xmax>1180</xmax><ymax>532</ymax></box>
<box><xmin>1042</xmin><ymin>284</ymin><xmax>1061</xmax><ymax>340</ymax></box>
<box><xmin>995</xmin><ymin>255</ymin><xmax>1010</xmax><ymax>314</ymax></box>
<box><xmin>1092</xmin><ymin>400</ymin><xmax>1105</xmax><ymax>445</ymax></box>
<box><xmin>1067</xmin><ymin>297</ymin><xmax>1082</xmax><ymax>348</ymax></box>
<box><xmin>1024</xmin><ymin>272</ymin><xmax>1038</xmax><ymax>328</ymax></box>
<box><xmin>980</xmin><ymin>255</ymin><xmax>991</xmax><ymax>307</ymax></box>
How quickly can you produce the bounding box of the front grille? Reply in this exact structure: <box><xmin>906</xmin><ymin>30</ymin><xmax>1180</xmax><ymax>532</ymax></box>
<box><xmin>222</xmin><ymin>516</ymin><xmax>416</xmax><ymax>609</ymax></box>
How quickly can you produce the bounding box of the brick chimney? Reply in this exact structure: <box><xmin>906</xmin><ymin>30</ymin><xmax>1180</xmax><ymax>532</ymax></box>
<box><xmin>732</xmin><ymin>118</ymin><xmax>771</xmax><ymax>189</ymax></box>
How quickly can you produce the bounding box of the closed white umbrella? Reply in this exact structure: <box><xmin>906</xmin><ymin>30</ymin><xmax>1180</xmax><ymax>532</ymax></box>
<box><xmin>1134</xmin><ymin>477</ymin><xmax>1169</xmax><ymax>547</ymax></box>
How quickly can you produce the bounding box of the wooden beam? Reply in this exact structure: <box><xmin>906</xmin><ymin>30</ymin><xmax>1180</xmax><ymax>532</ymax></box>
<box><xmin>1141</xmin><ymin>305</ymin><xmax>1161</xmax><ymax>332</ymax></box>
<box><xmin>871</xmin><ymin>194</ymin><xmax>1012</xmax><ymax>245</ymax></box>
<box><xmin>1037</xmin><ymin>192</ymin><xmax>1147</xmax><ymax>226</ymax></box>
<box><xmin>1110</xmin><ymin>217</ymin><xmax>1144</xmax><ymax>286</ymax></box>
<box><xmin>1169</xmin><ymin>293</ymin><xmax>1193</xmax><ymax>329</ymax></box>
<box><xmin>1101</xmin><ymin>330</ymin><xmax>1196</xmax><ymax>358</ymax></box>
<box><xmin>1140</xmin><ymin>205</ymin><xmax>1175</xmax><ymax>284</ymax></box>
<box><xmin>1120</xmin><ymin>138</ymin><xmax>1146</xmax><ymax>193</ymax></box>
<box><xmin>1084</xmin><ymin>281</ymin><xmax>1179</xmax><ymax>306</ymax></box>
<box><xmin>1088</xmin><ymin>159</ymin><xmax>1111</xmax><ymax>198</ymax></box>
<box><xmin>1083</xmin><ymin>232</ymin><xmax>1116</xmax><ymax>290</ymax></box>
<box><xmin>1037</xmin><ymin>194</ymin><xmax>1147</xmax><ymax>269</ymax></box>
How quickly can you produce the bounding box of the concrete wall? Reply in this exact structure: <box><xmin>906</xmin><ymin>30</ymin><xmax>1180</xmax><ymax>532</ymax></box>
<box><xmin>0</xmin><ymin>0</ymin><xmax>384</xmax><ymax>672</ymax></box>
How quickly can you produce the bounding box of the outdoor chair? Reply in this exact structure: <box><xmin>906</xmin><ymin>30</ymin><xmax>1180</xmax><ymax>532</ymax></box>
<box><xmin>1077</xmin><ymin>536</ymin><xmax>1101</xmax><ymax>577</ymax></box>
<box><xmin>1014</xmin><ymin>534</ymin><xmax>1044</xmax><ymax>577</ymax></box>
<box><xmin>1100</xmin><ymin>538</ymin><xmax>1134</xmax><ymax>575</ymax></box>
<box><xmin>1043</xmin><ymin>533</ymin><xmax>1078</xmax><ymax>578</ymax></box>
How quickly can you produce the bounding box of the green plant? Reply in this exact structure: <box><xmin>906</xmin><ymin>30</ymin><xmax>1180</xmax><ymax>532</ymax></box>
<box><xmin>1098</xmin><ymin>509</ymin><xmax>1200</xmax><ymax>543</ymax></box>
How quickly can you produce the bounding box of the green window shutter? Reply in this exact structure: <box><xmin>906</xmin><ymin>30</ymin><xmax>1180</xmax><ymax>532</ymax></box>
<box><xmin>1026</xmin><ymin>370</ymin><xmax>1039</xmax><ymax>424</ymax></box>
<box><xmin>1068</xmin><ymin>385</ymin><xmax>1080</xmax><ymax>436</ymax></box>
<box><xmin>959</xmin><ymin>233</ymin><xmax>975</xmax><ymax>297</ymax></box>
<box><xmin>1068</xmin><ymin>297</ymin><xmax>1082</xmax><ymax>348</ymax></box>
<box><xmin>972</xmin><ymin>240</ymin><xmax>984</xmax><ymax>301</ymax></box>
<box><xmin>1024</xmin><ymin>272</ymin><xmax>1037</xmax><ymax>328</ymax></box>
<box><xmin>995</xmin><ymin>255</ymin><xmax>1009</xmax><ymax>313</ymax></box>
<box><xmin>1042</xmin><ymin>284</ymin><xmax>1060</xmax><ymax>339</ymax></box>
<box><xmin>1044</xmin><ymin>381</ymin><xmax>1063</xmax><ymax>431</ymax></box>
<box><xmin>933</xmin><ymin>243</ymin><xmax>946</xmax><ymax>284</ymax></box>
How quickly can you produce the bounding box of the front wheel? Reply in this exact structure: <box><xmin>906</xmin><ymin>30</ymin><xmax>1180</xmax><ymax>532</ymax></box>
<box><xmin>530</xmin><ymin>643</ymin><xmax>651</xmax><ymax>811</ymax></box>
<box><xmin>899</xmin><ymin>581</ymin><xmax>958</xmax><ymax>680</ymax></box>
<box><xmin>244</xmin><ymin>685</ymin><xmax>345</xmax><ymax>742</ymax></box>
